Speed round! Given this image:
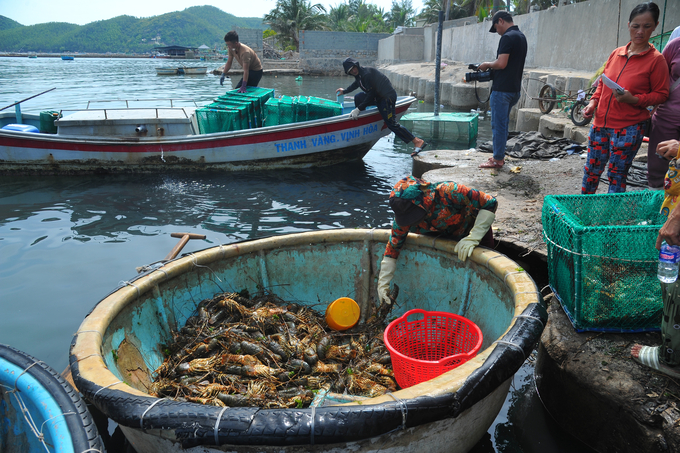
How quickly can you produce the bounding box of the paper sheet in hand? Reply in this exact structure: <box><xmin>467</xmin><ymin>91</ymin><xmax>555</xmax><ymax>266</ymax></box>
<box><xmin>601</xmin><ymin>74</ymin><xmax>625</xmax><ymax>94</ymax></box>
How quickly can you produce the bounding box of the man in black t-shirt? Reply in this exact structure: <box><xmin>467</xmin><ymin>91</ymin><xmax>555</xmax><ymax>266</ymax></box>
<box><xmin>477</xmin><ymin>11</ymin><xmax>527</xmax><ymax>169</ymax></box>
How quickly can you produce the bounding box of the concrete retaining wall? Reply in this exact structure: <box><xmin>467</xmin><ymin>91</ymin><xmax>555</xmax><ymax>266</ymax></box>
<box><xmin>386</xmin><ymin>0</ymin><xmax>679</xmax><ymax>73</ymax></box>
<box><xmin>299</xmin><ymin>31</ymin><xmax>390</xmax><ymax>73</ymax></box>
<box><xmin>378</xmin><ymin>34</ymin><xmax>424</xmax><ymax>63</ymax></box>
<box><xmin>235</xmin><ymin>27</ymin><xmax>263</xmax><ymax>58</ymax></box>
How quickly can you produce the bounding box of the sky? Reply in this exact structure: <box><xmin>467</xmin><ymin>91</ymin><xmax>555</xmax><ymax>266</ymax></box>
<box><xmin>0</xmin><ymin>0</ymin><xmax>425</xmax><ymax>26</ymax></box>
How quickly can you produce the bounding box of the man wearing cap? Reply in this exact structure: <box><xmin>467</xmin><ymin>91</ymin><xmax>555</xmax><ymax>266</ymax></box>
<box><xmin>477</xmin><ymin>11</ymin><xmax>527</xmax><ymax>169</ymax></box>
<box><xmin>377</xmin><ymin>176</ymin><xmax>497</xmax><ymax>306</ymax></box>
<box><xmin>336</xmin><ymin>57</ymin><xmax>427</xmax><ymax>156</ymax></box>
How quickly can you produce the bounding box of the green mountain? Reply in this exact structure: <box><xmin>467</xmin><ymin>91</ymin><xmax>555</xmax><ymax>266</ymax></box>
<box><xmin>0</xmin><ymin>5</ymin><xmax>266</xmax><ymax>54</ymax></box>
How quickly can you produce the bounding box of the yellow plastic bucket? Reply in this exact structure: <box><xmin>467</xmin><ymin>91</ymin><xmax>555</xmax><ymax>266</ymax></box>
<box><xmin>325</xmin><ymin>297</ymin><xmax>360</xmax><ymax>331</ymax></box>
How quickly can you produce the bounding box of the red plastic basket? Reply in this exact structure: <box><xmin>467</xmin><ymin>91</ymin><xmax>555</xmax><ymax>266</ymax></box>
<box><xmin>384</xmin><ymin>309</ymin><xmax>483</xmax><ymax>388</ymax></box>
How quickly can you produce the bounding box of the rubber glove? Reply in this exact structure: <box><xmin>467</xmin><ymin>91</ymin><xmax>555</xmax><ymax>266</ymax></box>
<box><xmin>454</xmin><ymin>210</ymin><xmax>495</xmax><ymax>262</ymax></box>
<box><xmin>238</xmin><ymin>84</ymin><xmax>248</xmax><ymax>93</ymax></box>
<box><xmin>377</xmin><ymin>256</ymin><xmax>397</xmax><ymax>305</ymax></box>
<box><xmin>349</xmin><ymin>108</ymin><xmax>360</xmax><ymax>120</ymax></box>
<box><xmin>219</xmin><ymin>74</ymin><xmax>226</xmax><ymax>86</ymax></box>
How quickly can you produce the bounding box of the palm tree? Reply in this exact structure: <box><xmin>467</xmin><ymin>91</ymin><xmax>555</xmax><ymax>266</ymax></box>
<box><xmin>418</xmin><ymin>0</ymin><xmax>468</xmax><ymax>24</ymax></box>
<box><xmin>264</xmin><ymin>0</ymin><xmax>327</xmax><ymax>51</ymax></box>
<box><xmin>386</xmin><ymin>0</ymin><xmax>416</xmax><ymax>28</ymax></box>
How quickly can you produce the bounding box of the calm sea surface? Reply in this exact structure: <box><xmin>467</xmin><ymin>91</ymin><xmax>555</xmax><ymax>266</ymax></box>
<box><xmin>0</xmin><ymin>56</ymin><xmax>592</xmax><ymax>452</ymax></box>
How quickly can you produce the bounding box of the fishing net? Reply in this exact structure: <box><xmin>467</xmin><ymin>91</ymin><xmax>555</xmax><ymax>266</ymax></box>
<box><xmin>542</xmin><ymin>190</ymin><xmax>666</xmax><ymax>332</ymax></box>
<box><xmin>400</xmin><ymin>112</ymin><xmax>478</xmax><ymax>148</ymax></box>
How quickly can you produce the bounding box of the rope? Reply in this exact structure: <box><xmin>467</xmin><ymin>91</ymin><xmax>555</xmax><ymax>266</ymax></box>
<box><xmin>140</xmin><ymin>398</ymin><xmax>167</xmax><ymax>430</ymax></box>
<box><xmin>493</xmin><ymin>340</ymin><xmax>526</xmax><ymax>361</ymax></box>
<box><xmin>119</xmin><ymin>280</ymin><xmax>141</xmax><ymax>298</ymax></box>
<box><xmin>188</xmin><ymin>253</ymin><xmax>222</xmax><ymax>283</ymax></box>
<box><xmin>214</xmin><ymin>406</ymin><xmax>228</xmax><ymax>445</ymax></box>
<box><xmin>513</xmin><ymin>313</ymin><xmax>545</xmax><ymax>329</ymax></box>
<box><xmin>542</xmin><ymin>230</ymin><xmax>656</xmax><ymax>264</ymax></box>
<box><xmin>503</xmin><ymin>270</ymin><xmax>524</xmax><ymax>284</ymax></box>
<box><xmin>310</xmin><ymin>406</ymin><xmax>316</xmax><ymax>445</ymax></box>
<box><xmin>94</xmin><ymin>380</ymin><xmax>123</xmax><ymax>397</ymax></box>
<box><xmin>385</xmin><ymin>393</ymin><xmax>408</xmax><ymax>430</ymax></box>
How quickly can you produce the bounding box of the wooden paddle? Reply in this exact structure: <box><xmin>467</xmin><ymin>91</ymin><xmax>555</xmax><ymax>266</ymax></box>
<box><xmin>164</xmin><ymin>232</ymin><xmax>206</xmax><ymax>260</ymax></box>
<box><xmin>0</xmin><ymin>87</ymin><xmax>56</xmax><ymax>112</ymax></box>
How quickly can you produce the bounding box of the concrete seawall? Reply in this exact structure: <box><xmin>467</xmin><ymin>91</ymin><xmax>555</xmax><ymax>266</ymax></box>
<box><xmin>380</xmin><ymin>61</ymin><xmax>595</xmax><ymax>143</ymax></box>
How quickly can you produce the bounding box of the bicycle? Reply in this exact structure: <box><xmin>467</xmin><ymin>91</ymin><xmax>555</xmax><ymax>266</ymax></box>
<box><xmin>535</xmin><ymin>83</ymin><xmax>597</xmax><ymax>127</ymax></box>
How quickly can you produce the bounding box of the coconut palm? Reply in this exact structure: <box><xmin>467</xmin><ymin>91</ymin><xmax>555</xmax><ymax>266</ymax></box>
<box><xmin>418</xmin><ymin>0</ymin><xmax>469</xmax><ymax>24</ymax></box>
<box><xmin>386</xmin><ymin>0</ymin><xmax>416</xmax><ymax>28</ymax></box>
<box><xmin>264</xmin><ymin>0</ymin><xmax>327</xmax><ymax>51</ymax></box>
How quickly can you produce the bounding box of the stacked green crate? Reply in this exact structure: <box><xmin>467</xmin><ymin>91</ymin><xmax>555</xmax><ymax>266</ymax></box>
<box><xmin>208</xmin><ymin>100</ymin><xmax>255</xmax><ymax>129</ymax></box>
<box><xmin>218</xmin><ymin>87</ymin><xmax>274</xmax><ymax>128</ymax></box>
<box><xmin>295</xmin><ymin>96</ymin><xmax>343</xmax><ymax>121</ymax></box>
<box><xmin>400</xmin><ymin>112</ymin><xmax>478</xmax><ymax>148</ymax></box>
<box><xmin>195</xmin><ymin>106</ymin><xmax>248</xmax><ymax>134</ymax></box>
<box><xmin>264</xmin><ymin>96</ymin><xmax>297</xmax><ymax>126</ymax></box>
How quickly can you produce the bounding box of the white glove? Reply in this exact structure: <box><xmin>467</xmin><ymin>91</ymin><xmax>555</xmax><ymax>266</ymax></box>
<box><xmin>377</xmin><ymin>256</ymin><xmax>397</xmax><ymax>305</ymax></box>
<box><xmin>349</xmin><ymin>108</ymin><xmax>360</xmax><ymax>120</ymax></box>
<box><xmin>454</xmin><ymin>210</ymin><xmax>495</xmax><ymax>262</ymax></box>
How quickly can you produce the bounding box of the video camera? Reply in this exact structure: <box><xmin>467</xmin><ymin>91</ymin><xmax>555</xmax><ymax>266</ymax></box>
<box><xmin>464</xmin><ymin>64</ymin><xmax>493</xmax><ymax>83</ymax></box>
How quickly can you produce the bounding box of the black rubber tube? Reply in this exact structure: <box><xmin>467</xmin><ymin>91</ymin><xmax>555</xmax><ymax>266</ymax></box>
<box><xmin>1</xmin><ymin>344</ymin><xmax>105</xmax><ymax>453</ymax></box>
<box><xmin>70</xmin><ymin>301</ymin><xmax>547</xmax><ymax>448</ymax></box>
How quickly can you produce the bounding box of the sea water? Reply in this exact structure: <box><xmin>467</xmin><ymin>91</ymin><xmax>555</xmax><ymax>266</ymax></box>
<box><xmin>0</xmin><ymin>56</ymin><xmax>593</xmax><ymax>452</ymax></box>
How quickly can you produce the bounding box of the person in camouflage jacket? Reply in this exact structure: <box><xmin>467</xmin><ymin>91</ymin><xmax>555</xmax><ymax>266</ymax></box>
<box><xmin>377</xmin><ymin>176</ymin><xmax>497</xmax><ymax>305</ymax></box>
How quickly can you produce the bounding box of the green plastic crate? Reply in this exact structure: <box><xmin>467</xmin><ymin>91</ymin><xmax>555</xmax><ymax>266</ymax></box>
<box><xmin>542</xmin><ymin>190</ymin><xmax>666</xmax><ymax>332</ymax></box>
<box><xmin>195</xmin><ymin>107</ymin><xmax>248</xmax><ymax>134</ymax></box>
<box><xmin>264</xmin><ymin>96</ymin><xmax>296</xmax><ymax>126</ymax></box>
<box><xmin>400</xmin><ymin>112</ymin><xmax>478</xmax><ymax>148</ymax></box>
<box><xmin>218</xmin><ymin>87</ymin><xmax>274</xmax><ymax>127</ymax></box>
<box><xmin>294</xmin><ymin>96</ymin><xmax>343</xmax><ymax>121</ymax></box>
<box><xmin>206</xmin><ymin>101</ymin><xmax>253</xmax><ymax>129</ymax></box>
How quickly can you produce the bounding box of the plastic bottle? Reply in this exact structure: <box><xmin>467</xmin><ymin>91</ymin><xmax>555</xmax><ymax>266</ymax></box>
<box><xmin>658</xmin><ymin>241</ymin><xmax>680</xmax><ymax>283</ymax></box>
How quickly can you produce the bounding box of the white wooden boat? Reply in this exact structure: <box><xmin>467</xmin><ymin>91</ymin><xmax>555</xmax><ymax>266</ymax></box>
<box><xmin>69</xmin><ymin>229</ymin><xmax>546</xmax><ymax>453</ymax></box>
<box><xmin>179</xmin><ymin>66</ymin><xmax>207</xmax><ymax>75</ymax></box>
<box><xmin>155</xmin><ymin>67</ymin><xmax>179</xmax><ymax>75</ymax></box>
<box><xmin>0</xmin><ymin>93</ymin><xmax>414</xmax><ymax>174</ymax></box>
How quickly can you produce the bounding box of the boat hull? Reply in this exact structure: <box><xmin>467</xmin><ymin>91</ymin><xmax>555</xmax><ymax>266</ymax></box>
<box><xmin>69</xmin><ymin>229</ymin><xmax>546</xmax><ymax>453</ymax></box>
<box><xmin>0</xmin><ymin>98</ymin><xmax>414</xmax><ymax>174</ymax></box>
<box><xmin>0</xmin><ymin>344</ymin><xmax>104</xmax><ymax>453</ymax></box>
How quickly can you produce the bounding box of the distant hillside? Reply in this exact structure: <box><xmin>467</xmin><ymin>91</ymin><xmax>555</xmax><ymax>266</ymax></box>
<box><xmin>0</xmin><ymin>5</ymin><xmax>266</xmax><ymax>54</ymax></box>
<box><xmin>0</xmin><ymin>15</ymin><xmax>22</xmax><ymax>31</ymax></box>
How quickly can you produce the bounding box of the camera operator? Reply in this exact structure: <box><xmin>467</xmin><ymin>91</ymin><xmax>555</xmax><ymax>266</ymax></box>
<box><xmin>477</xmin><ymin>11</ymin><xmax>527</xmax><ymax>169</ymax></box>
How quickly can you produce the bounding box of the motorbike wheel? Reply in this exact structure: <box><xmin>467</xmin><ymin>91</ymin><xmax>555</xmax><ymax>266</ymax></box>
<box><xmin>538</xmin><ymin>84</ymin><xmax>556</xmax><ymax>114</ymax></box>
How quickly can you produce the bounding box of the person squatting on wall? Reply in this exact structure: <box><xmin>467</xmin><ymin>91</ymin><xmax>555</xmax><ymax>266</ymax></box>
<box><xmin>336</xmin><ymin>58</ymin><xmax>428</xmax><ymax>157</ymax></box>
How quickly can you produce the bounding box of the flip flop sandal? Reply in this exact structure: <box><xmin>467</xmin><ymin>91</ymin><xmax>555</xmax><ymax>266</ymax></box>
<box><xmin>411</xmin><ymin>141</ymin><xmax>429</xmax><ymax>157</ymax></box>
<box><xmin>479</xmin><ymin>158</ymin><xmax>504</xmax><ymax>169</ymax></box>
<box><xmin>632</xmin><ymin>344</ymin><xmax>680</xmax><ymax>379</ymax></box>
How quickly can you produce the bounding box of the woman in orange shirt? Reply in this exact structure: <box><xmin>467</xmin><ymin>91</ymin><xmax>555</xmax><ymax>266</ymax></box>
<box><xmin>581</xmin><ymin>2</ymin><xmax>669</xmax><ymax>194</ymax></box>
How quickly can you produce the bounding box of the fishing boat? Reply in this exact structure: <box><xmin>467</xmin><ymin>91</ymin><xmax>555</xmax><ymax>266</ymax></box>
<box><xmin>155</xmin><ymin>67</ymin><xmax>179</xmax><ymax>75</ymax></box>
<box><xmin>0</xmin><ymin>91</ymin><xmax>414</xmax><ymax>174</ymax></box>
<box><xmin>1</xmin><ymin>344</ymin><xmax>104</xmax><ymax>453</ymax></box>
<box><xmin>69</xmin><ymin>229</ymin><xmax>546</xmax><ymax>453</ymax></box>
<box><xmin>178</xmin><ymin>66</ymin><xmax>207</xmax><ymax>75</ymax></box>
<box><xmin>61</xmin><ymin>55</ymin><xmax>74</xmax><ymax>61</ymax></box>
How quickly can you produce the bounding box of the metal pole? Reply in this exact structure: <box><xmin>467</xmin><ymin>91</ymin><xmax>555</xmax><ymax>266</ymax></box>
<box><xmin>434</xmin><ymin>10</ymin><xmax>444</xmax><ymax>117</ymax></box>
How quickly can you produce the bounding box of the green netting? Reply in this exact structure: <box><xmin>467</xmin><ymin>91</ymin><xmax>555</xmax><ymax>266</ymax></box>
<box><xmin>207</xmin><ymin>100</ymin><xmax>255</xmax><ymax>129</ymax></box>
<box><xmin>264</xmin><ymin>96</ymin><xmax>296</xmax><ymax>126</ymax></box>
<box><xmin>263</xmin><ymin>96</ymin><xmax>342</xmax><ymax>126</ymax></box>
<box><xmin>195</xmin><ymin>107</ymin><xmax>249</xmax><ymax>134</ymax></box>
<box><xmin>400</xmin><ymin>112</ymin><xmax>478</xmax><ymax>148</ymax></box>
<box><xmin>294</xmin><ymin>96</ymin><xmax>343</xmax><ymax>121</ymax></box>
<box><xmin>217</xmin><ymin>87</ymin><xmax>275</xmax><ymax>128</ymax></box>
<box><xmin>541</xmin><ymin>190</ymin><xmax>666</xmax><ymax>332</ymax></box>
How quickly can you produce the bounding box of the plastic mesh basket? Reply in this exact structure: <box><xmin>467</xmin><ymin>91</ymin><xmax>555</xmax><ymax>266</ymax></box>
<box><xmin>384</xmin><ymin>309</ymin><xmax>483</xmax><ymax>389</ymax></box>
<box><xmin>542</xmin><ymin>190</ymin><xmax>666</xmax><ymax>332</ymax></box>
<box><xmin>400</xmin><ymin>112</ymin><xmax>478</xmax><ymax>148</ymax></box>
<box><xmin>195</xmin><ymin>107</ymin><xmax>247</xmax><ymax>134</ymax></box>
<box><xmin>216</xmin><ymin>87</ymin><xmax>275</xmax><ymax>128</ymax></box>
<box><xmin>294</xmin><ymin>96</ymin><xmax>343</xmax><ymax>121</ymax></box>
